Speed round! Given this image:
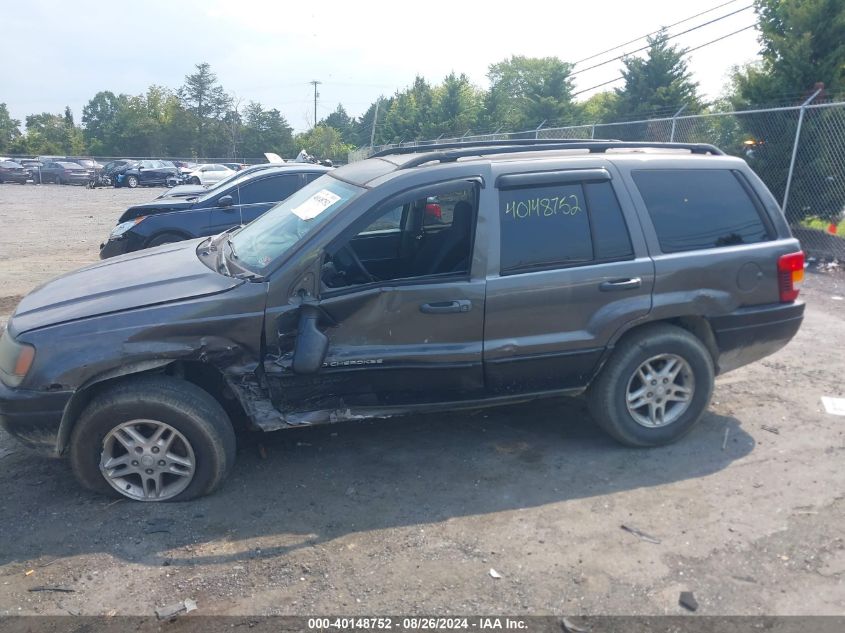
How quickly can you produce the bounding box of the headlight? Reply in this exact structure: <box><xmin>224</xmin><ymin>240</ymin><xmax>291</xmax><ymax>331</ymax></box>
<box><xmin>0</xmin><ymin>329</ymin><xmax>36</xmax><ymax>388</ymax></box>
<box><xmin>110</xmin><ymin>217</ymin><xmax>146</xmax><ymax>239</ymax></box>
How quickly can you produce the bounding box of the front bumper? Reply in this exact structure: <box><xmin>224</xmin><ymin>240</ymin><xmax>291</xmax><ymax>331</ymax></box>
<box><xmin>710</xmin><ymin>301</ymin><xmax>805</xmax><ymax>374</ymax></box>
<box><xmin>0</xmin><ymin>380</ymin><xmax>71</xmax><ymax>455</ymax></box>
<box><xmin>99</xmin><ymin>232</ymin><xmax>145</xmax><ymax>259</ymax></box>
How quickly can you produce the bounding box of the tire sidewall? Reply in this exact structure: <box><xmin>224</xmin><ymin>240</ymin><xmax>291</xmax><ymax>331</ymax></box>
<box><xmin>126</xmin><ymin>175</ymin><xmax>138</xmax><ymax>188</ymax></box>
<box><xmin>70</xmin><ymin>390</ymin><xmax>230</xmax><ymax>502</ymax></box>
<box><xmin>599</xmin><ymin>331</ymin><xmax>714</xmax><ymax>446</ymax></box>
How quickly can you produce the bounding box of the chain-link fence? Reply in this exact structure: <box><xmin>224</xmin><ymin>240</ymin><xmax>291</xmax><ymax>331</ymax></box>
<box><xmin>351</xmin><ymin>100</ymin><xmax>845</xmax><ymax>259</ymax></box>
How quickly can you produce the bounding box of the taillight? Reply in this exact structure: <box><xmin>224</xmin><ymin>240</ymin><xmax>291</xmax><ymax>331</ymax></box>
<box><xmin>777</xmin><ymin>251</ymin><xmax>804</xmax><ymax>302</ymax></box>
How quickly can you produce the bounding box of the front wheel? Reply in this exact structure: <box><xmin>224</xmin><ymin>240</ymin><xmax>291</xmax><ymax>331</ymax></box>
<box><xmin>69</xmin><ymin>376</ymin><xmax>236</xmax><ymax>502</ymax></box>
<box><xmin>189</xmin><ymin>176</ymin><xmax>201</xmax><ymax>185</ymax></box>
<box><xmin>588</xmin><ymin>324</ymin><xmax>714</xmax><ymax>447</ymax></box>
<box><xmin>125</xmin><ymin>175</ymin><xmax>139</xmax><ymax>188</ymax></box>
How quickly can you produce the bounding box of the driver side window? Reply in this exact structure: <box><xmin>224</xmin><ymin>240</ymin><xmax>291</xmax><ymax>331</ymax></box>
<box><xmin>322</xmin><ymin>182</ymin><xmax>477</xmax><ymax>290</ymax></box>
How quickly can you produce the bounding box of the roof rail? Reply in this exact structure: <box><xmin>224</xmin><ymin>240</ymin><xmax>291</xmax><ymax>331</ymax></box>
<box><xmin>370</xmin><ymin>139</ymin><xmax>724</xmax><ymax>169</ymax></box>
<box><xmin>370</xmin><ymin>138</ymin><xmax>622</xmax><ymax>158</ymax></box>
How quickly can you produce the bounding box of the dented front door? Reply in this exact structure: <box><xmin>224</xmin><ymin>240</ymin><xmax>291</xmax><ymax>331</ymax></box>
<box><xmin>267</xmin><ymin>278</ymin><xmax>486</xmax><ymax>413</ymax></box>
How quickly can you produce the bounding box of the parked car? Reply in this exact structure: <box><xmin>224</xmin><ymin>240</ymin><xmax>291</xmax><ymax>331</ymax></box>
<box><xmin>100</xmin><ymin>164</ymin><xmax>330</xmax><ymax>258</ymax></box>
<box><xmin>113</xmin><ymin>160</ymin><xmax>180</xmax><ymax>188</ymax></box>
<box><xmin>184</xmin><ymin>163</ymin><xmax>235</xmax><ymax>186</ymax></box>
<box><xmin>156</xmin><ymin>163</ymin><xmax>280</xmax><ymax>199</ymax></box>
<box><xmin>17</xmin><ymin>158</ymin><xmax>43</xmax><ymax>177</ymax></box>
<box><xmin>221</xmin><ymin>162</ymin><xmax>246</xmax><ymax>172</ymax></box>
<box><xmin>1</xmin><ymin>140</ymin><xmax>806</xmax><ymax>502</ymax></box>
<box><xmin>68</xmin><ymin>158</ymin><xmax>104</xmax><ymax>172</ymax></box>
<box><xmin>37</xmin><ymin>160</ymin><xmax>92</xmax><ymax>185</ymax></box>
<box><xmin>0</xmin><ymin>160</ymin><xmax>31</xmax><ymax>184</ymax></box>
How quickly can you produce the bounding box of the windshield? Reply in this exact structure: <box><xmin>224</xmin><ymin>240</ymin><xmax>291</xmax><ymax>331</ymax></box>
<box><xmin>228</xmin><ymin>175</ymin><xmax>363</xmax><ymax>272</ymax></box>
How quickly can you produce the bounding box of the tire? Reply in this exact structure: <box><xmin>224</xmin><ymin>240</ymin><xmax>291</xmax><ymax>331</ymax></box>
<box><xmin>189</xmin><ymin>176</ymin><xmax>201</xmax><ymax>185</ymax></box>
<box><xmin>126</xmin><ymin>175</ymin><xmax>139</xmax><ymax>188</ymax></box>
<box><xmin>587</xmin><ymin>324</ymin><xmax>714</xmax><ymax>447</ymax></box>
<box><xmin>147</xmin><ymin>232</ymin><xmax>185</xmax><ymax>248</ymax></box>
<box><xmin>55</xmin><ymin>176</ymin><xmax>63</xmax><ymax>185</ymax></box>
<box><xmin>69</xmin><ymin>375</ymin><xmax>236</xmax><ymax>502</ymax></box>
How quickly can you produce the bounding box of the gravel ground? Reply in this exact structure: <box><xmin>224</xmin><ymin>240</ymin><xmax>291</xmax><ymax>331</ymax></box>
<box><xmin>0</xmin><ymin>183</ymin><xmax>843</xmax><ymax>617</ymax></box>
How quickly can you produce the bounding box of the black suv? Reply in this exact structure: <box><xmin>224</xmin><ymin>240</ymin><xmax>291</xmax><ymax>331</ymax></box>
<box><xmin>100</xmin><ymin>164</ymin><xmax>331</xmax><ymax>258</ymax></box>
<box><xmin>0</xmin><ymin>140</ymin><xmax>805</xmax><ymax>502</ymax></box>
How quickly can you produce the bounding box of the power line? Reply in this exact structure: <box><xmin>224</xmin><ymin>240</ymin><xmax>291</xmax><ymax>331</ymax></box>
<box><xmin>570</xmin><ymin>4</ymin><xmax>754</xmax><ymax>77</ymax></box>
<box><xmin>574</xmin><ymin>0</ymin><xmax>742</xmax><ymax>65</ymax></box>
<box><xmin>571</xmin><ymin>24</ymin><xmax>757</xmax><ymax>97</ymax></box>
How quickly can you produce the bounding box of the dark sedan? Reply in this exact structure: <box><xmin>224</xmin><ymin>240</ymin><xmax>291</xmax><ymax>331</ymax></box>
<box><xmin>0</xmin><ymin>161</ymin><xmax>30</xmax><ymax>184</ymax></box>
<box><xmin>100</xmin><ymin>164</ymin><xmax>330</xmax><ymax>258</ymax></box>
<box><xmin>38</xmin><ymin>161</ymin><xmax>92</xmax><ymax>185</ymax></box>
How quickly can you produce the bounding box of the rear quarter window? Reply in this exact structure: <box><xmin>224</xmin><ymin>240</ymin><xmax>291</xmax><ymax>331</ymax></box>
<box><xmin>632</xmin><ymin>169</ymin><xmax>771</xmax><ymax>253</ymax></box>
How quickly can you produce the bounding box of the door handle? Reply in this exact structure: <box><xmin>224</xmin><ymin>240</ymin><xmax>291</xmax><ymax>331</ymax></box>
<box><xmin>419</xmin><ymin>300</ymin><xmax>472</xmax><ymax>314</ymax></box>
<box><xmin>599</xmin><ymin>277</ymin><xmax>642</xmax><ymax>291</ymax></box>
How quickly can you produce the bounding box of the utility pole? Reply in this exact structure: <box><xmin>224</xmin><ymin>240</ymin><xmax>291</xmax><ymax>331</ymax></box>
<box><xmin>309</xmin><ymin>80</ymin><xmax>321</xmax><ymax>128</ymax></box>
<box><xmin>370</xmin><ymin>99</ymin><xmax>380</xmax><ymax>148</ymax></box>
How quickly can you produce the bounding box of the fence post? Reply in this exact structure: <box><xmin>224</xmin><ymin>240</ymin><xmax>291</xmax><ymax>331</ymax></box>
<box><xmin>590</xmin><ymin>124</ymin><xmax>596</xmax><ymax>139</ymax></box>
<box><xmin>534</xmin><ymin>120</ymin><xmax>546</xmax><ymax>140</ymax></box>
<box><xmin>669</xmin><ymin>105</ymin><xmax>687</xmax><ymax>142</ymax></box>
<box><xmin>782</xmin><ymin>89</ymin><xmax>822</xmax><ymax>214</ymax></box>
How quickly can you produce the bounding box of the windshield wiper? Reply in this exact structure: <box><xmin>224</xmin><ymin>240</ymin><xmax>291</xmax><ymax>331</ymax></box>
<box><xmin>226</xmin><ymin>237</ymin><xmax>239</xmax><ymax>260</ymax></box>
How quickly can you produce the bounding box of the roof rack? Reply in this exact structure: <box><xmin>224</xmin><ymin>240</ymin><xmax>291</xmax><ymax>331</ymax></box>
<box><xmin>370</xmin><ymin>139</ymin><xmax>724</xmax><ymax>169</ymax></box>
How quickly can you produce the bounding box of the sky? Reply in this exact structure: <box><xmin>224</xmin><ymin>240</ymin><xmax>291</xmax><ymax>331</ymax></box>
<box><xmin>1</xmin><ymin>0</ymin><xmax>762</xmax><ymax>135</ymax></box>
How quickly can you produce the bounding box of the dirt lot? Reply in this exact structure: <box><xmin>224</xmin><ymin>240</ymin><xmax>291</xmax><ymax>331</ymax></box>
<box><xmin>0</xmin><ymin>184</ymin><xmax>843</xmax><ymax>617</ymax></box>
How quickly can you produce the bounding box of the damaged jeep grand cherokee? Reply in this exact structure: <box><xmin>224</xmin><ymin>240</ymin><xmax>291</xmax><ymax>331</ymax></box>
<box><xmin>0</xmin><ymin>140</ymin><xmax>806</xmax><ymax>502</ymax></box>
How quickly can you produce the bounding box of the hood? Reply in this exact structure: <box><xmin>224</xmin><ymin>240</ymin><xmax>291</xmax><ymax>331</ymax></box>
<box><xmin>11</xmin><ymin>239</ymin><xmax>242</xmax><ymax>334</ymax></box>
<box><xmin>156</xmin><ymin>184</ymin><xmax>207</xmax><ymax>199</ymax></box>
<box><xmin>119</xmin><ymin>198</ymin><xmax>196</xmax><ymax>221</ymax></box>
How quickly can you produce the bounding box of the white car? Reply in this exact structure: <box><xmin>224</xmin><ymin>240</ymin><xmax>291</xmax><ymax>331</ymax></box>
<box><xmin>184</xmin><ymin>163</ymin><xmax>234</xmax><ymax>186</ymax></box>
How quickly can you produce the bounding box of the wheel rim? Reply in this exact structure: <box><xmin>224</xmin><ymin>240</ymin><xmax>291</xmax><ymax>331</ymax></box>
<box><xmin>100</xmin><ymin>419</ymin><xmax>196</xmax><ymax>501</ymax></box>
<box><xmin>625</xmin><ymin>353</ymin><xmax>695</xmax><ymax>428</ymax></box>
<box><xmin>128</xmin><ymin>177</ymin><xmax>137</xmax><ymax>187</ymax></box>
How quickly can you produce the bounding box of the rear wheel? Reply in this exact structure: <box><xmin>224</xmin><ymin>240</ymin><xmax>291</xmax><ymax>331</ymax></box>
<box><xmin>69</xmin><ymin>376</ymin><xmax>236</xmax><ymax>502</ymax></box>
<box><xmin>126</xmin><ymin>175</ymin><xmax>139</xmax><ymax>188</ymax></box>
<box><xmin>588</xmin><ymin>324</ymin><xmax>714</xmax><ymax>447</ymax></box>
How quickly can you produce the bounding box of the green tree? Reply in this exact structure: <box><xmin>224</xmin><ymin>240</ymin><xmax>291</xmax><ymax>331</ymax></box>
<box><xmin>0</xmin><ymin>103</ymin><xmax>22</xmax><ymax>153</ymax></box>
<box><xmin>22</xmin><ymin>111</ymin><xmax>83</xmax><ymax>155</ymax></box>
<box><xmin>178</xmin><ymin>63</ymin><xmax>232</xmax><ymax>157</ymax></box>
<box><xmin>728</xmin><ymin>0</ymin><xmax>845</xmax><ymax>222</ymax></box>
<box><xmin>82</xmin><ymin>91</ymin><xmax>125</xmax><ymax>155</ymax></box>
<box><xmin>579</xmin><ymin>91</ymin><xmax>620</xmax><ymax>124</ymax></box>
<box><xmin>486</xmin><ymin>56</ymin><xmax>576</xmax><ymax>130</ymax></box>
<box><xmin>241</xmin><ymin>102</ymin><xmax>295</xmax><ymax>159</ymax></box>
<box><xmin>430</xmin><ymin>73</ymin><xmax>482</xmax><ymax>138</ymax></box>
<box><xmin>612</xmin><ymin>29</ymin><xmax>703</xmax><ymax>121</ymax></box>
<box><xmin>295</xmin><ymin>125</ymin><xmax>352</xmax><ymax>161</ymax></box>
<box><xmin>321</xmin><ymin>104</ymin><xmax>355</xmax><ymax>145</ymax></box>
<box><xmin>731</xmin><ymin>0</ymin><xmax>845</xmax><ymax>107</ymax></box>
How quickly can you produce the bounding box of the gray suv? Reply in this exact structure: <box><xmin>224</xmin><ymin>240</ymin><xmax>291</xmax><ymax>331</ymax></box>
<box><xmin>0</xmin><ymin>140</ymin><xmax>805</xmax><ymax>502</ymax></box>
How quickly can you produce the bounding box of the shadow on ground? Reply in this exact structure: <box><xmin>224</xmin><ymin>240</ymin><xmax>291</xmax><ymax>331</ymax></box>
<box><xmin>0</xmin><ymin>397</ymin><xmax>753</xmax><ymax>567</ymax></box>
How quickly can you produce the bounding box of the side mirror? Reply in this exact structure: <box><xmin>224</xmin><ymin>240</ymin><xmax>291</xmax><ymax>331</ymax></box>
<box><xmin>218</xmin><ymin>195</ymin><xmax>234</xmax><ymax>208</ymax></box>
<box><xmin>292</xmin><ymin>304</ymin><xmax>328</xmax><ymax>374</ymax></box>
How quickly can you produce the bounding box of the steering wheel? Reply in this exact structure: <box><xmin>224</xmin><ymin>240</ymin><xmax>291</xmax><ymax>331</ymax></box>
<box><xmin>334</xmin><ymin>244</ymin><xmax>376</xmax><ymax>284</ymax></box>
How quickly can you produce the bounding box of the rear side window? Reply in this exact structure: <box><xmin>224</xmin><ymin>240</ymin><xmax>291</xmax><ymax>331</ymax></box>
<box><xmin>498</xmin><ymin>180</ymin><xmax>632</xmax><ymax>274</ymax></box>
<box><xmin>238</xmin><ymin>174</ymin><xmax>299</xmax><ymax>205</ymax></box>
<box><xmin>632</xmin><ymin>169</ymin><xmax>771</xmax><ymax>253</ymax></box>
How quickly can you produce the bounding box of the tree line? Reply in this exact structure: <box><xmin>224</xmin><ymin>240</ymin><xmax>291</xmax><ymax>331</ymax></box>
<box><xmin>0</xmin><ymin>0</ymin><xmax>842</xmax><ymax>165</ymax></box>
